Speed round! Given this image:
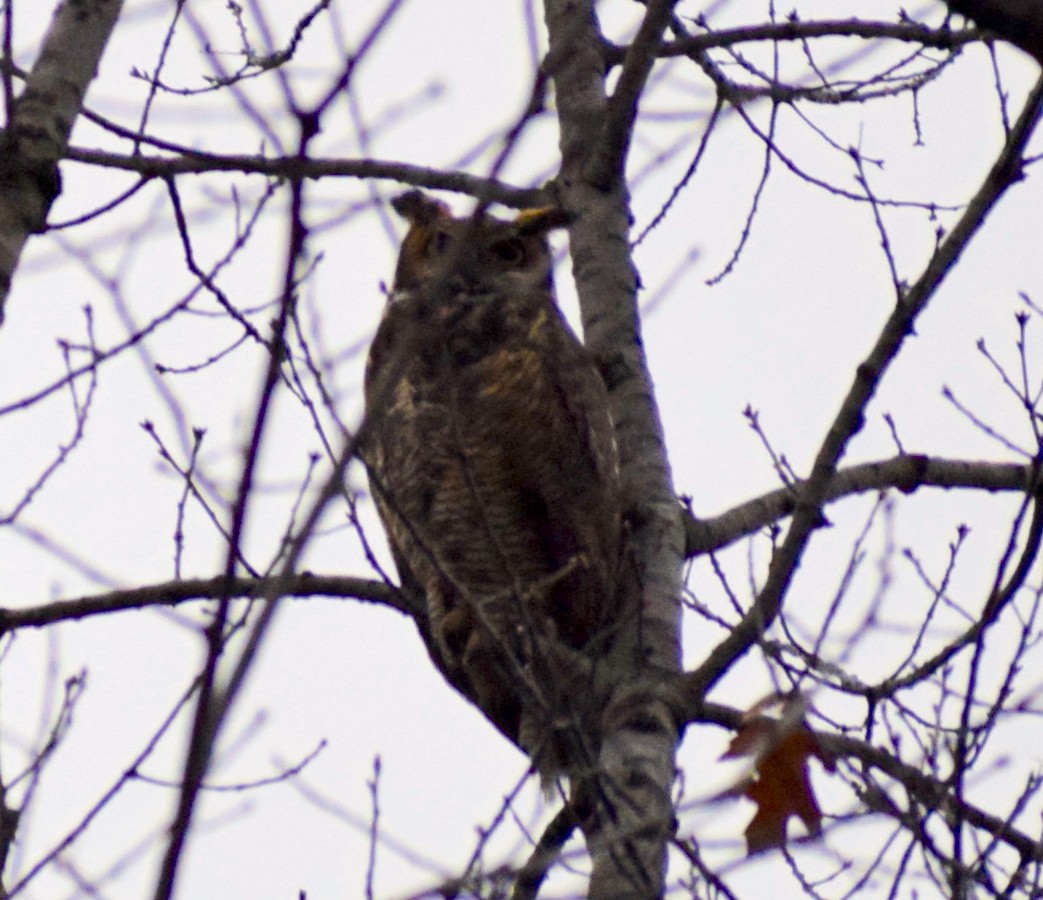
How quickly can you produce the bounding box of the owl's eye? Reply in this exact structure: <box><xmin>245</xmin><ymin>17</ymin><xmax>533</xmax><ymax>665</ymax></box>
<box><xmin>489</xmin><ymin>237</ymin><xmax>527</xmax><ymax>266</ymax></box>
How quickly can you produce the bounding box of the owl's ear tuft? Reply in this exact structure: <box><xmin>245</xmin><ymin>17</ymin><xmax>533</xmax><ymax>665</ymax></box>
<box><xmin>514</xmin><ymin>206</ymin><xmax>574</xmax><ymax>236</ymax></box>
<box><xmin>392</xmin><ymin>190</ymin><xmax>450</xmax><ymax>227</ymax></box>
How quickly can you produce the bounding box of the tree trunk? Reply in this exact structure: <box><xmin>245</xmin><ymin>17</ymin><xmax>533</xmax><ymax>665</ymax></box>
<box><xmin>544</xmin><ymin>1</ymin><xmax>684</xmax><ymax>894</ymax></box>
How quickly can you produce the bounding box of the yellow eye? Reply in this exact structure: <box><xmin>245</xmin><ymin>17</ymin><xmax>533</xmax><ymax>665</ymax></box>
<box><xmin>489</xmin><ymin>237</ymin><xmax>527</xmax><ymax>266</ymax></box>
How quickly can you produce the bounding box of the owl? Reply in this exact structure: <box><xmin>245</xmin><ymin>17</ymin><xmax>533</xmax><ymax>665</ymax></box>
<box><xmin>360</xmin><ymin>190</ymin><xmax>622</xmax><ymax>780</ymax></box>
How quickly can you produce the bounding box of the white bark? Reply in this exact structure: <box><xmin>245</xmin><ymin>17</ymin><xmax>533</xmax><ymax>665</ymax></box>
<box><xmin>0</xmin><ymin>0</ymin><xmax>125</xmax><ymax>322</ymax></box>
<box><xmin>544</xmin><ymin>0</ymin><xmax>683</xmax><ymax>894</ymax></box>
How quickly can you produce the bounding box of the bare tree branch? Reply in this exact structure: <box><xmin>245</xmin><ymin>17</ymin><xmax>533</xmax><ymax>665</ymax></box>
<box><xmin>695</xmin><ymin>701</ymin><xmax>1043</xmax><ymax>867</ymax></box>
<box><xmin>944</xmin><ymin>0</ymin><xmax>1043</xmax><ymax>64</ymax></box>
<box><xmin>588</xmin><ymin>0</ymin><xmax>679</xmax><ymax>187</ymax></box>
<box><xmin>687</xmin><ymin>71</ymin><xmax>1043</xmax><ymax>702</ymax></box>
<box><xmin>151</xmin><ymin>100</ymin><xmax>320</xmax><ymax>896</ymax></box>
<box><xmin>685</xmin><ymin>455</ymin><xmax>1043</xmax><ymax>555</ymax></box>
<box><xmin>607</xmin><ymin>18</ymin><xmax>985</xmax><ymax>64</ymax></box>
<box><xmin>0</xmin><ymin>573</ymin><xmax>408</xmax><ymax>633</ymax></box>
<box><xmin>0</xmin><ymin>0</ymin><xmax>125</xmax><ymax>322</ymax></box>
<box><xmin>64</xmin><ymin>147</ymin><xmax>547</xmax><ymax>208</ymax></box>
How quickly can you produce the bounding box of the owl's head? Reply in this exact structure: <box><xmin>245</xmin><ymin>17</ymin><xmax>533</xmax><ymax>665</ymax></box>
<box><xmin>390</xmin><ymin>190</ymin><xmax>572</xmax><ymax>295</ymax></box>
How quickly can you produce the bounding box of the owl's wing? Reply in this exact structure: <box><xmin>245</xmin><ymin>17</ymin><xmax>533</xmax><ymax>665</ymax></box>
<box><xmin>360</xmin><ymin>294</ymin><xmax>439</xmax><ymax>623</ymax></box>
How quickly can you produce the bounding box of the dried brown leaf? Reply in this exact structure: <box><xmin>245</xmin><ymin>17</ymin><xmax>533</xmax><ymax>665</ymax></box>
<box><xmin>720</xmin><ymin>695</ymin><xmax>836</xmax><ymax>854</ymax></box>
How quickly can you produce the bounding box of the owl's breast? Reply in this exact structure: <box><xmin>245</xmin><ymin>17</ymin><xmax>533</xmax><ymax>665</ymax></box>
<box><xmin>436</xmin><ymin>291</ymin><xmax>520</xmax><ymax>367</ymax></box>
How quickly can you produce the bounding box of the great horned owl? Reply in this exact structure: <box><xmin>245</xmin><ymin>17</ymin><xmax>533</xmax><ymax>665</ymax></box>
<box><xmin>360</xmin><ymin>190</ymin><xmax>622</xmax><ymax>780</ymax></box>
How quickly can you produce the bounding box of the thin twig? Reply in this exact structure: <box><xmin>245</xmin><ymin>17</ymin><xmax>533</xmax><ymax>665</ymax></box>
<box><xmin>686</xmin><ymin>72</ymin><xmax>1043</xmax><ymax>701</ymax></box>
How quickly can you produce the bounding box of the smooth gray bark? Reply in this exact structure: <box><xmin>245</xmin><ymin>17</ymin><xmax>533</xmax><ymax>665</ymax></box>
<box><xmin>0</xmin><ymin>0</ymin><xmax>125</xmax><ymax>322</ymax></box>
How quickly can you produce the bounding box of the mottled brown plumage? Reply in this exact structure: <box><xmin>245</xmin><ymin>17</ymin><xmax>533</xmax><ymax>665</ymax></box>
<box><xmin>360</xmin><ymin>191</ymin><xmax>621</xmax><ymax>778</ymax></box>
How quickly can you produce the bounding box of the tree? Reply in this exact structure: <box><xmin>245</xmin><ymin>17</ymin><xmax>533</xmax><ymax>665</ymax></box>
<box><xmin>2</xmin><ymin>0</ymin><xmax>1043</xmax><ymax>897</ymax></box>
